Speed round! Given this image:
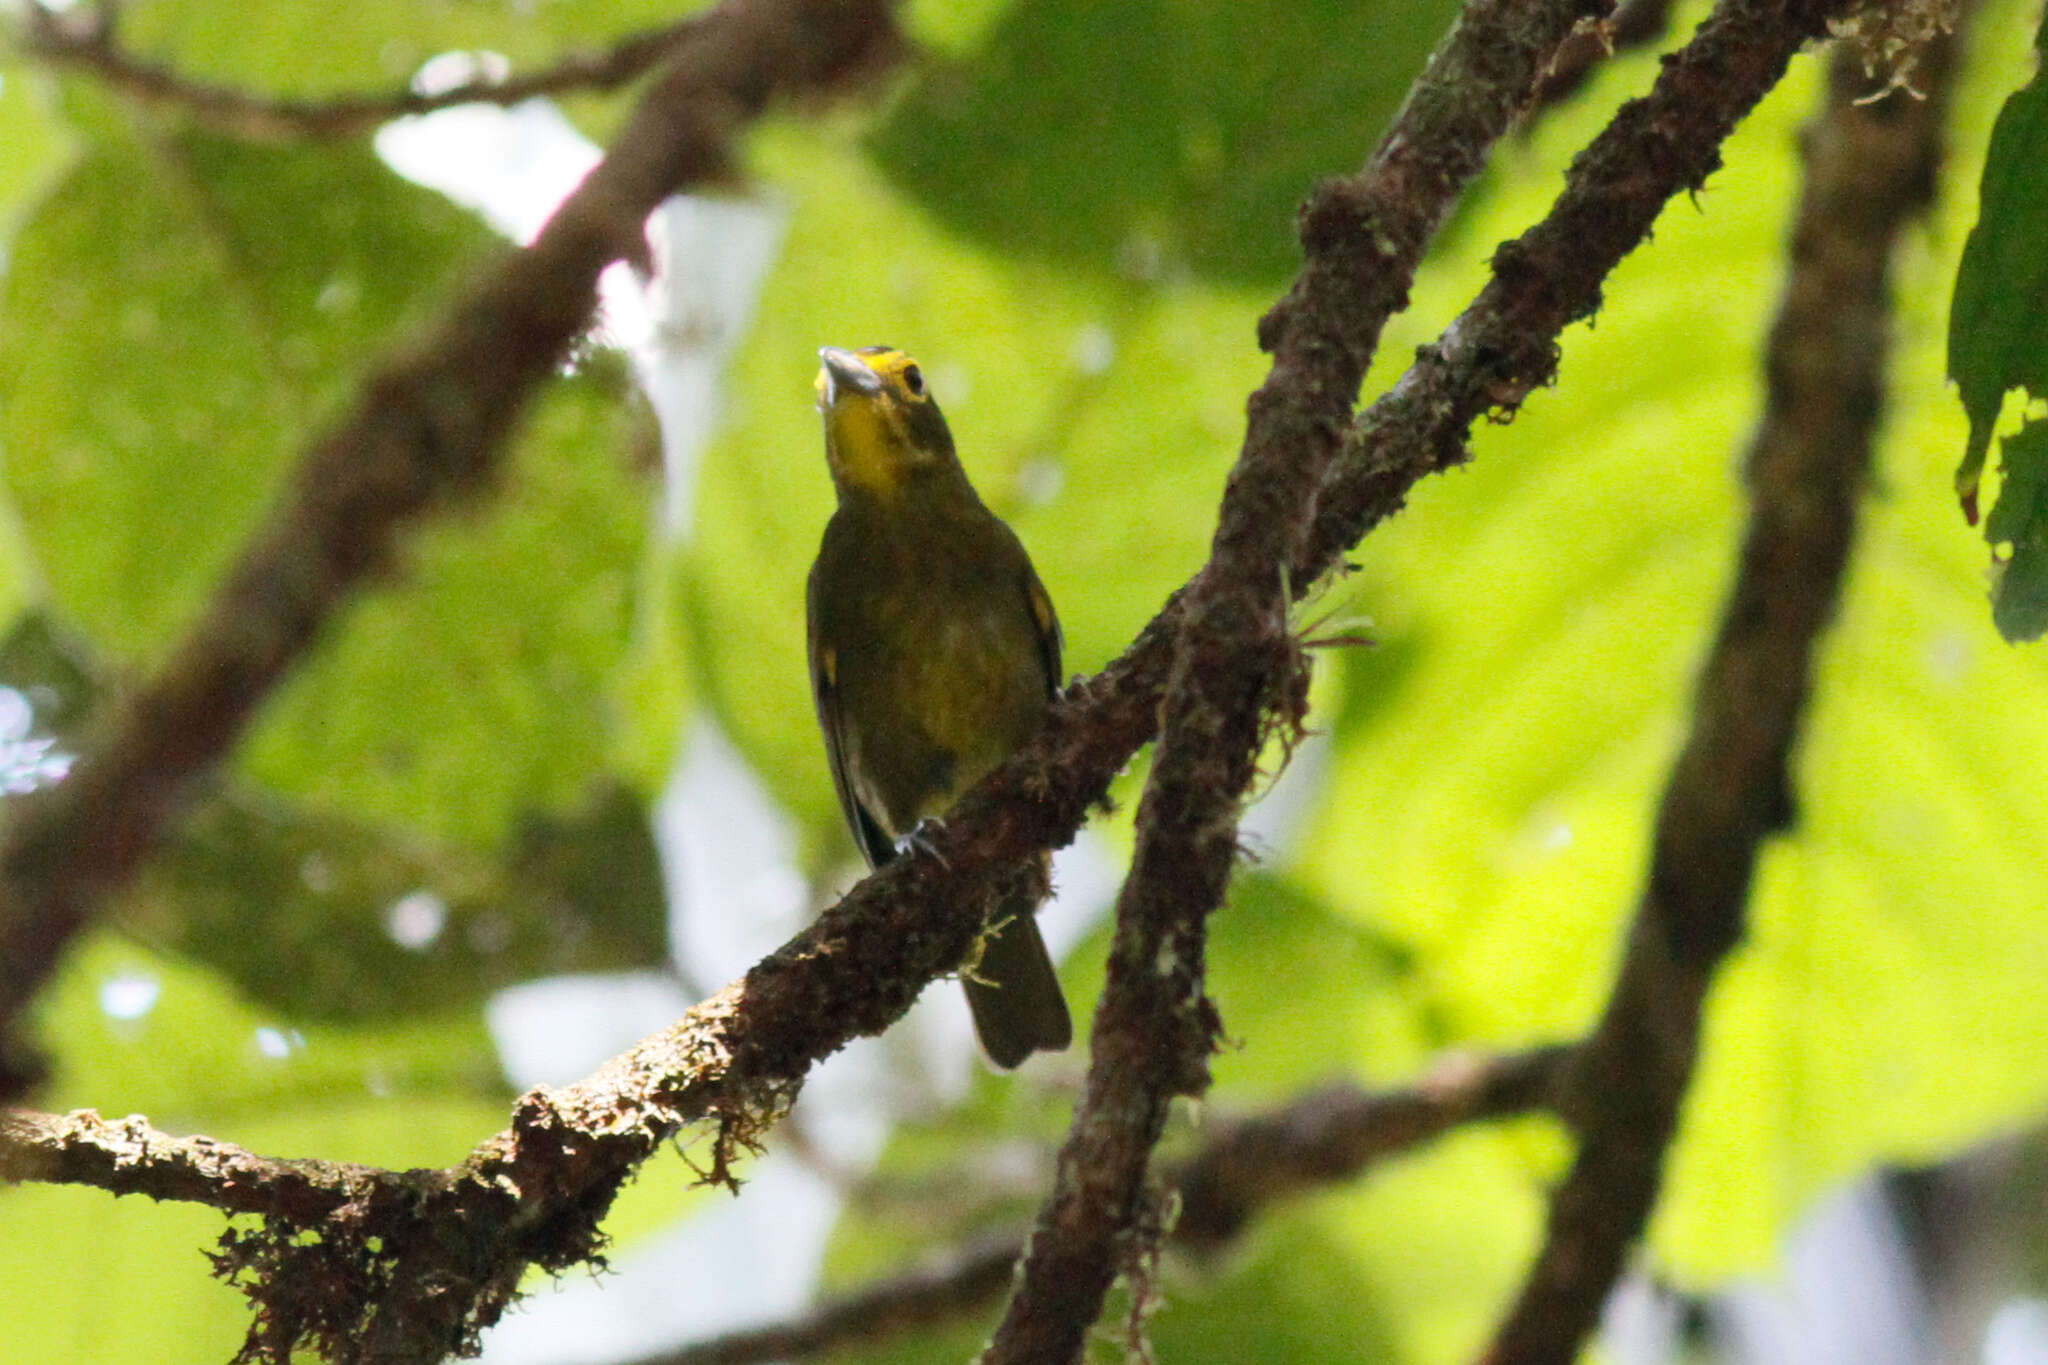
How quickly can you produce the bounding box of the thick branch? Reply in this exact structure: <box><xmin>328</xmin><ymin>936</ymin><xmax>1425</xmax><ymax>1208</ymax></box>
<box><xmin>0</xmin><ymin>0</ymin><xmax>905</xmax><ymax>1097</ymax></box>
<box><xmin>985</xmin><ymin>2</ymin><xmax>1613</xmax><ymax>1359</ymax></box>
<box><xmin>1483</xmin><ymin>28</ymin><xmax>1957</xmax><ymax>1365</ymax></box>
<box><xmin>0</xmin><ymin>1108</ymin><xmax>393</xmax><ymax>1222</ymax></box>
<box><xmin>0</xmin><ymin>1047</ymin><xmax>1565</xmax><ymax>1363</ymax></box>
<box><xmin>17</xmin><ymin>2</ymin><xmax>716</xmax><ymax>141</ymax></box>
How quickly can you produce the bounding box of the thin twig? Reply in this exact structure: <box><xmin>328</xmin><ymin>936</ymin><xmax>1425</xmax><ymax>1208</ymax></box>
<box><xmin>17</xmin><ymin>1</ymin><xmax>717</xmax><ymax>141</ymax></box>
<box><xmin>984</xmin><ymin>2</ymin><xmax>1614</xmax><ymax>1358</ymax></box>
<box><xmin>1482</xmin><ymin>25</ymin><xmax>1959</xmax><ymax>1365</ymax></box>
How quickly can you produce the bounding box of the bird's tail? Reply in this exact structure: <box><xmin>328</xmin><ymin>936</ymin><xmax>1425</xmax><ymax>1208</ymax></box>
<box><xmin>963</xmin><ymin>882</ymin><xmax>1071</xmax><ymax>1069</ymax></box>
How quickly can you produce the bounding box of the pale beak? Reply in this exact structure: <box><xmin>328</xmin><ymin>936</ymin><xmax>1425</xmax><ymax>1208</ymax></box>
<box><xmin>817</xmin><ymin>346</ymin><xmax>884</xmax><ymax>409</ymax></box>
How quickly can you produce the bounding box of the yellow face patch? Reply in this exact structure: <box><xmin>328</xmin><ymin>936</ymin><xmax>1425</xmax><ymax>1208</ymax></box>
<box><xmin>818</xmin><ymin>346</ymin><xmax>940</xmax><ymax>495</ymax></box>
<box><xmin>815</xmin><ymin>347</ymin><xmax>930</xmax><ymax>409</ymax></box>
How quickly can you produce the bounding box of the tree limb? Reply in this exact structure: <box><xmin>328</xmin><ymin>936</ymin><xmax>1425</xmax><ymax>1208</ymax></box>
<box><xmin>0</xmin><ymin>0</ymin><xmax>906</xmax><ymax>1099</ymax></box>
<box><xmin>0</xmin><ymin>1047</ymin><xmax>1560</xmax><ymax>1365</ymax></box>
<box><xmin>0</xmin><ymin>1107</ymin><xmax>384</xmax><ymax>1221</ymax></box>
<box><xmin>1173</xmin><ymin>1046</ymin><xmax>1570</xmax><ymax>1250</ymax></box>
<box><xmin>1482</xmin><ymin>24</ymin><xmax>1958</xmax><ymax>1365</ymax></box>
<box><xmin>16</xmin><ymin>1</ymin><xmax>722</xmax><ymax>141</ymax></box>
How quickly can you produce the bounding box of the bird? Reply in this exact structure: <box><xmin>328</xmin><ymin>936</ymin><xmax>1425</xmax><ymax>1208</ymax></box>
<box><xmin>806</xmin><ymin>344</ymin><xmax>1072</xmax><ymax>1068</ymax></box>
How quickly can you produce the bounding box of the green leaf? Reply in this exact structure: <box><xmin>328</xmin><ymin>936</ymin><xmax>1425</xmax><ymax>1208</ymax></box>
<box><xmin>131</xmin><ymin>779</ymin><xmax>668</xmax><ymax>1022</ymax></box>
<box><xmin>0</xmin><ymin>128</ymin><xmax>486</xmax><ymax>658</ymax></box>
<box><xmin>113</xmin><ymin>0</ymin><xmax>697</xmax><ymax>101</ymax></box>
<box><xmin>1947</xmin><ymin>10</ymin><xmax>2048</xmax><ymax>515</ymax></box>
<box><xmin>34</xmin><ymin>935</ymin><xmax>503</xmax><ymax>1125</ymax></box>
<box><xmin>234</xmin><ymin>366</ymin><xmax>654</xmax><ymax>846</ymax></box>
<box><xmin>870</xmin><ymin>0</ymin><xmax>1462</xmax><ymax>285</ymax></box>
<box><xmin>1206</xmin><ymin>871</ymin><xmax>1430</xmax><ymax>1097</ymax></box>
<box><xmin>1985</xmin><ymin>419</ymin><xmax>2048</xmax><ymax>640</ymax></box>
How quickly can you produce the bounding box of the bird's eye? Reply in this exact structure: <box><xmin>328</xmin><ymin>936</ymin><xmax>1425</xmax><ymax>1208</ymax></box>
<box><xmin>902</xmin><ymin>364</ymin><xmax>925</xmax><ymax>397</ymax></box>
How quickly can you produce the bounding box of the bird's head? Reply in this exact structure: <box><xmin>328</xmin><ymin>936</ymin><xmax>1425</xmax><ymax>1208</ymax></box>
<box><xmin>815</xmin><ymin>345</ymin><xmax>961</xmax><ymax>498</ymax></box>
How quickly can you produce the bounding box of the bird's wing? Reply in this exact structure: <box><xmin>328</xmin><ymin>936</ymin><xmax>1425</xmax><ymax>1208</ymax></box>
<box><xmin>808</xmin><ymin>565</ymin><xmax>896</xmax><ymax>869</ymax></box>
<box><xmin>1024</xmin><ymin>569</ymin><xmax>1063</xmax><ymax>700</ymax></box>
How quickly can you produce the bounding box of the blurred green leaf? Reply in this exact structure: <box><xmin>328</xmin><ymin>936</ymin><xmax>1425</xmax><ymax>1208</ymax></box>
<box><xmin>871</xmin><ymin>0</ymin><xmax>1462</xmax><ymax>284</ymax></box>
<box><xmin>1948</xmin><ymin>8</ymin><xmax>2048</xmax><ymax>511</ymax></box>
<box><xmin>1206</xmin><ymin>870</ymin><xmax>1429</xmax><ymax>1097</ymax></box>
<box><xmin>0</xmin><ymin>127</ymin><xmax>486</xmax><ymax>657</ymax></box>
<box><xmin>132</xmin><ymin>777</ymin><xmax>668</xmax><ymax>1022</ymax></box>
<box><xmin>34</xmin><ymin>935</ymin><xmax>505</xmax><ymax>1127</ymax></box>
<box><xmin>0</xmin><ymin>607</ymin><xmax>668</xmax><ymax>1023</ymax></box>
<box><xmin>113</xmin><ymin>0</ymin><xmax>705</xmax><ymax>100</ymax></box>
<box><xmin>0</xmin><ymin>1183</ymin><xmax>249</xmax><ymax>1365</ymax></box>
<box><xmin>234</xmin><ymin>365</ymin><xmax>654</xmax><ymax>846</ymax></box>
<box><xmin>0</xmin><ymin>609</ymin><xmax>98</xmax><ymax>736</ymax></box>
<box><xmin>1</xmin><ymin>122</ymin><xmax>655</xmax><ymax>844</ymax></box>
<box><xmin>0</xmin><ymin>58</ymin><xmax>74</xmax><ymax>243</ymax></box>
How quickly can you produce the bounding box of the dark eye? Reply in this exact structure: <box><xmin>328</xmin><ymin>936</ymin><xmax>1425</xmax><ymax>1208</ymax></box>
<box><xmin>902</xmin><ymin>364</ymin><xmax>925</xmax><ymax>397</ymax></box>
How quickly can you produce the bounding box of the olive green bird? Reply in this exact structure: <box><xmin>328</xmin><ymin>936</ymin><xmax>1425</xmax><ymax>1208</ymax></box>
<box><xmin>806</xmin><ymin>345</ymin><xmax>1072</xmax><ymax>1068</ymax></box>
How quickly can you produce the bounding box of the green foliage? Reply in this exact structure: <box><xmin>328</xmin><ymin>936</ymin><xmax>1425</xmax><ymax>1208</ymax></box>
<box><xmin>1949</xmin><ymin>7</ymin><xmax>2048</xmax><ymax>627</ymax></box>
<box><xmin>870</xmin><ymin>0</ymin><xmax>1461</xmax><ymax>283</ymax></box>
<box><xmin>0</xmin><ymin>121</ymin><xmax>483</xmax><ymax>654</ymax></box>
<box><xmin>114</xmin><ymin>0</ymin><xmax>701</xmax><ymax>98</ymax></box>
<box><xmin>1985</xmin><ymin>420</ymin><xmax>2048</xmax><ymax>638</ymax></box>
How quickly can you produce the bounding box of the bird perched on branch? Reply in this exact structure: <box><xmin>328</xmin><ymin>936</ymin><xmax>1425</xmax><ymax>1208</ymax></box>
<box><xmin>806</xmin><ymin>345</ymin><xmax>1072</xmax><ymax>1068</ymax></box>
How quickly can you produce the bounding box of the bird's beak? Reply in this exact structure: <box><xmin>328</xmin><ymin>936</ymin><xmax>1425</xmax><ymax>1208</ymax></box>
<box><xmin>817</xmin><ymin>347</ymin><xmax>884</xmax><ymax>410</ymax></box>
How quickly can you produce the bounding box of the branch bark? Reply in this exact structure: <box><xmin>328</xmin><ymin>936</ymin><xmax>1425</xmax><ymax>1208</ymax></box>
<box><xmin>17</xmin><ymin>1</ymin><xmax>720</xmax><ymax>141</ymax></box>
<box><xmin>0</xmin><ymin>0</ymin><xmax>906</xmax><ymax>1097</ymax></box>
<box><xmin>1482</xmin><ymin>24</ymin><xmax>1958</xmax><ymax>1365</ymax></box>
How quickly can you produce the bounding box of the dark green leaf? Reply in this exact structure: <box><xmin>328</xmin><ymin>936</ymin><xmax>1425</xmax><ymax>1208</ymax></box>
<box><xmin>1987</xmin><ymin>419</ymin><xmax>2048</xmax><ymax>640</ymax></box>
<box><xmin>870</xmin><ymin>0</ymin><xmax>1461</xmax><ymax>284</ymax></box>
<box><xmin>132</xmin><ymin>779</ymin><xmax>669</xmax><ymax>1022</ymax></box>
<box><xmin>1947</xmin><ymin>11</ymin><xmax>2048</xmax><ymax>513</ymax></box>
